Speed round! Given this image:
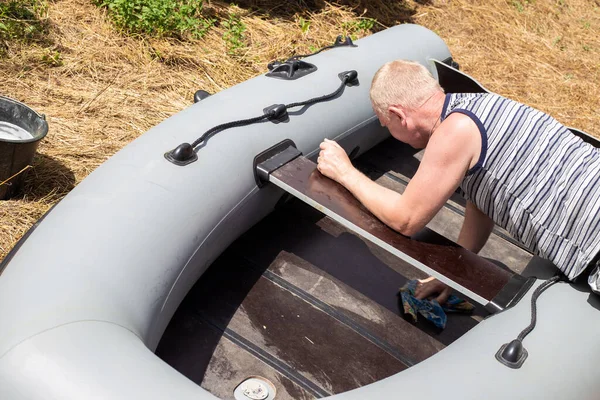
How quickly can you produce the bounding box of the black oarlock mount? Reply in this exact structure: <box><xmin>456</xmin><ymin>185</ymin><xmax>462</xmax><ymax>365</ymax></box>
<box><xmin>266</xmin><ymin>35</ymin><xmax>357</xmax><ymax>81</ymax></box>
<box><xmin>266</xmin><ymin>60</ymin><xmax>317</xmax><ymax>81</ymax></box>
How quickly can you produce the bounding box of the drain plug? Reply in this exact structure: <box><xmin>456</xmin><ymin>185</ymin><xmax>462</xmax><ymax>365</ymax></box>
<box><xmin>234</xmin><ymin>377</ymin><xmax>276</xmax><ymax>400</ymax></box>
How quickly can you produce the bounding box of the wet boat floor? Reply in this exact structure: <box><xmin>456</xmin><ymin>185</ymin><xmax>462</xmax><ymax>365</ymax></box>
<box><xmin>156</xmin><ymin>138</ymin><xmax>532</xmax><ymax>400</ymax></box>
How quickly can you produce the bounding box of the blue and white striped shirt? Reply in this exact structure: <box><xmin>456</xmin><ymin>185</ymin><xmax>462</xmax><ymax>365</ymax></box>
<box><xmin>441</xmin><ymin>92</ymin><xmax>600</xmax><ymax>281</ymax></box>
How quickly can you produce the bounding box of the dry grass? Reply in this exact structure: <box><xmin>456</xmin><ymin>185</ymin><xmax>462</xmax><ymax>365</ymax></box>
<box><xmin>0</xmin><ymin>0</ymin><xmax>599</xmax><ymax>259</ymax></box>
<box><xmin>415</xmin><ymin>0</ymin><xmax>600</xmax><ymax>130</ymax></box>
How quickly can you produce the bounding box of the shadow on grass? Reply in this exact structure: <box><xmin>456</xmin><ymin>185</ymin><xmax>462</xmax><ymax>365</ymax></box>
<box><xmin>18</xmin><ymin>153</ymin><xmax>76</xmax><ymax>201</ymax></box>
<box><xmin>224</xmin><ymin>0</ymin><xmax>434</xmax><ymax>28</ymax></box>
<box><xmin>0</xmin><ymin>0</ymin><xmax>53</xmax><ymax>55</ymax></box>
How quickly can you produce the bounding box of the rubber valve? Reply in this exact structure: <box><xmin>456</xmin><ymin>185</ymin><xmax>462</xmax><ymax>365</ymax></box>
<box><xmin>495</xmin><ymin>339</ymin><xmax>528</xmax><ymax>369</ymax></box>
<box><xmin>165</xmin><ymin>142</ymin><xmax>198</xmax><ymax>166</ymax></box>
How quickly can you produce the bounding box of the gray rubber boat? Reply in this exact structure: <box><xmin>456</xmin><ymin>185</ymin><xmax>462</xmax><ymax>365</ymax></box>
<box><xmin>1</xmin><ymin>24</ymin><xmax>599</xmax><ymax>400</ymax></box>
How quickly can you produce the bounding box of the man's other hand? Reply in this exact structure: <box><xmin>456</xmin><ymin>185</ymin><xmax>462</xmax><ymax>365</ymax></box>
<box><xmin>415</xmin><ymin>277</ymin><xmax>451</xmax><ymax>304</ymax></box>
<box><xmin>317</xmin><ymin>138</ymin><xmax>354</xmax><ymax>185</ymax></box>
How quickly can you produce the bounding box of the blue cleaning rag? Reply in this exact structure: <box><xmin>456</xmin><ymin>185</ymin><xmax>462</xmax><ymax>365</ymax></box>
<box><xmin>398</xmin><ymin>280</ymin><xmax>475</xmax><ymax>329</ymax></box>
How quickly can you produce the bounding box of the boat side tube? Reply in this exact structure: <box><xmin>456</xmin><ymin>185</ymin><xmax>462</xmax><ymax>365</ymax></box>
<box><xmin>3</xmin><ymin>23</ymin><xmax>598</xmax><ymax>400</ymax></box>
<box><xmin>0</xmin><ymin>24</ymin><xmax>454</xmax><ymax>399</ymax></box>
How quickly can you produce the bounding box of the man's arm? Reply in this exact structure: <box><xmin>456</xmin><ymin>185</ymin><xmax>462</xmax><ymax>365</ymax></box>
<box><xmin>317</xmin><ymin>114</ymin><xmax>479</xmax><ymax>236</ymax></box>
<box><xmin>457</xmin><ymin>200</ymin><xmax>495</xmax><ymax>253</ymax></box>
<box><xmin>415</xmin><ymin>201</ymin><xmax>495</xmax><ymax>303</ymax></box>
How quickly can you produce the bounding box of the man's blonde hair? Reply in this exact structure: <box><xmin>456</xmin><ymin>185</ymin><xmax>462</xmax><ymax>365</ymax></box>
<box><xmin>370</xmin><ymin>60</ymin><xmax>443</xmax><ymax>122</ymax></box>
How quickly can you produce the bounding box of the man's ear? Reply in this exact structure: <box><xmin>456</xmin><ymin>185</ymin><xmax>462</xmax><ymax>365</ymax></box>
<box><xmin>388</xmin><ymin>105</ymin><xmax>407</xmax><ymax>126</ymax></box>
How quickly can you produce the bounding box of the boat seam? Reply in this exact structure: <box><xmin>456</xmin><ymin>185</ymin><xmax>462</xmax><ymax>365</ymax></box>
<box><xmin>193</xmin><ymin>311</ymin><xmax>331</xmax><ymax>398</ymax></box>
<box><xmin>261</xmin><ymin>268</ymin><xmax>417</xmax><ymax>367</ymax></box>
<box><xmin>0</xmin><ymin>319</ymin><xmax>142</xmax><ymax>361</ymax></box>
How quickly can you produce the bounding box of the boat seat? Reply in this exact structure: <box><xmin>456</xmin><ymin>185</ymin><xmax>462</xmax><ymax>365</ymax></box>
<box><xmin>259</xmin><ymin>151</ymin><xmax>533</xmax><ymax>312</ymax></box>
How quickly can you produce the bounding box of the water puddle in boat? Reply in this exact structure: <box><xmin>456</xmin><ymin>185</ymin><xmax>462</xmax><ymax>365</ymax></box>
<box><xmin>0</xmin><ymin>121</ymin><xmax>33</xmax><ymax>141</ymax></box>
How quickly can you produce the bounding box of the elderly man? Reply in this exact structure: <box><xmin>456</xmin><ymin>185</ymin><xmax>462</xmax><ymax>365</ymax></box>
<box><xmin>317</xmin><ymin>60</ymin><xmax>600</xmax><ymax>303</ymax></box>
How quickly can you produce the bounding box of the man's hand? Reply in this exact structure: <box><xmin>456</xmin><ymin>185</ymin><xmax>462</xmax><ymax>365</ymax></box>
<box><xmin>415</xmin><ymin>277</ymin><xmax>451</xmax><ymax>304</ymax></box>
<box><xmin>317</xmin><ymin>139</ymin><xmax>355</xmax><ymax>185</ymax></box>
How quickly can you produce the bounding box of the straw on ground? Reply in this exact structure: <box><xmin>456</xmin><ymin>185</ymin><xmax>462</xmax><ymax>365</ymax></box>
<box><xmin>0</xmin><ymin>0</ymin><xmax>598</xmax><ymax>260</ymax></box>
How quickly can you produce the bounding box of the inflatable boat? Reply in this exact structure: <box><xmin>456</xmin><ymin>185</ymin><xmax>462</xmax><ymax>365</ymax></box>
<box><xmin>1</xmin><ymin>24</ymin><xmax>600</xmax><ymax>400</ymax></box>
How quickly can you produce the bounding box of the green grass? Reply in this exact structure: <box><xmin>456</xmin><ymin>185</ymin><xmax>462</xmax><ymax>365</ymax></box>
<box><xmin>221</xmin><ymin>12</ymin><xmax>246</xmax><ymax>54</ymax></box>
<box><xmin>298</xmin><ymin>16</ymin><xmax>310</xmax><ymax>35</ymax></box>
<box><xmin>96</xmin><ymin>0</ymin><xmax>215</xmax><ymax>38</ymax></box>
<box><xmin>511</xmin><ymin>0</ymin><xmax>535</xmax><ymax>13</ymax></box>
<box><xmin>0</xmin><ymin>0</ymin><xmax>48</xmax><ymax>52</ymax></box>
<box><xmin>41</xmin><ymin>49</ymin><xmax>63</xmax><ymax>67</ymax></box>
<box><xmin>512</xmin><ymin>0</ymin><xmax>525</xmax><ymax>13</ymax></box>
<box><xmin>581</xmin><ymin>20</ymin><xmax>591</xmax><ymax>30</ymax></box>
<box><xmin>342</xmin><ymin>17</ymin><xmax>376</xmax><ymax>40</ymax></box>
<box><xmin>553</xmin><ymin>35</ymin><xmax>566</xmax><ymax>50</ymax></box>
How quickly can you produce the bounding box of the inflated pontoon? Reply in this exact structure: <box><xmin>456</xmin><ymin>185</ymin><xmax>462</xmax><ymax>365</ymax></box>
<box><xmin>1</xmin><ymin>24</ymin><xmax>600</xmax><ymax>400</ymax></box>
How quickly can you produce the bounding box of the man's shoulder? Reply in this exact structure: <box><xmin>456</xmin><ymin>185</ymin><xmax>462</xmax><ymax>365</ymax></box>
<box><xmin>439</xmin><ymin>111</ymin><xmax>481</xmax><ymax>135</ymax></box>
<box><xmin>430</xmin><ymin>112</ymin><xmax>483</xmax><ymax>170</ymax></box>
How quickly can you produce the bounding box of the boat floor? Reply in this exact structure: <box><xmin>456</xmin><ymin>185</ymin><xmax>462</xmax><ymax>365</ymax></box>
<box><xmin>155</xmin><ymin>138</ymin><xmax>533</xmax><ymax>400</ymax></box>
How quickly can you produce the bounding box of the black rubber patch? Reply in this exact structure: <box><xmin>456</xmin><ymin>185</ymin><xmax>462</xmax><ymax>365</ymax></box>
<box><xmin>266</xmin><ymin>60</ymin><xmax>317</xmax><ymax>80</ymax></box>
<box><xmin>253</xmin><ymin>139</ymin><xmax>301</xmax><ymax>187</ymax></box>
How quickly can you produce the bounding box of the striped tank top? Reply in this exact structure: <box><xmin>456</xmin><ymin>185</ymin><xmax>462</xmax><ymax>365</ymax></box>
<box><xmin>441</xmin><ymin>92</ymin><xmax>600</xmax><ymax>281</ymax></box>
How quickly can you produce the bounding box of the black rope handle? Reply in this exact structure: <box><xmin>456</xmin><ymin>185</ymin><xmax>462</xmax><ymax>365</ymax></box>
<box><xmin>192</xmin><ymin>70</ymin><xmax>357</xmax><ymax>147</ymax></box>
<box><xmin>191</xmin><ymin>114</ymin><xmax>268</xmax><ymax>148</ymax></box>
<box><xmin>284</xmin><ymin>72</ymin><xmax>355</xmax><ymax>109</ymax></box>
<box><xmin>495</xmin><ymin>274</ymin><xmax>564</xmax><ymax>369</ymax></box>
<box><xmin>192</xmin><ymin>71</ymin><xmax>358</xmax><ymax>148</ymax></box>
<box><xmin>287</xmin><ymin>35</ymin><xmax>355</xmax><ymax>61</ymax></box>
<box><xmin>517</xmin><ymin>275</ymin><xmax>562</xmax><ymax>341</ymax></box>
<box><xmin>268</xmin><ymin>35</ymin><xmax>355</xmax><ymax>70</ymax></box>
<box><xmin>164</xmin><ymin>70</ymin><xmax>359</xmax><ymax>165</ymax></box>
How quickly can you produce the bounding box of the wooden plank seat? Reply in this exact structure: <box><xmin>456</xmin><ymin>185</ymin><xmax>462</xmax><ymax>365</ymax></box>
<box><xmin>263</xmin><ymin>154</ymin><xmax>533</xmax><ymax>311</ymax></box>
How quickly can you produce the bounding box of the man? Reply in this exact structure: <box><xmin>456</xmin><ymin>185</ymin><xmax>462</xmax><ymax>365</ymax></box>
<box><xmin>316</xmin><ymin>59</ymin><xmax>600</xmax><ymax>303</ymax></box>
